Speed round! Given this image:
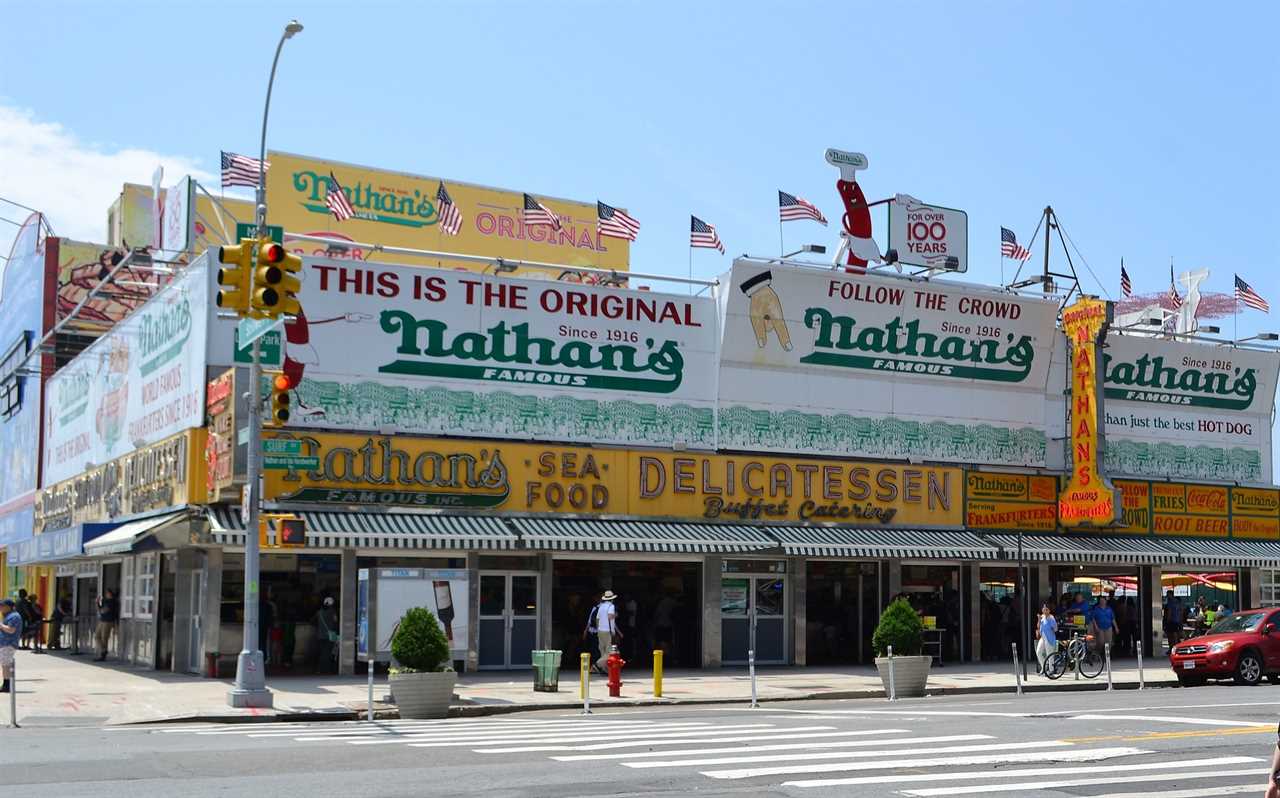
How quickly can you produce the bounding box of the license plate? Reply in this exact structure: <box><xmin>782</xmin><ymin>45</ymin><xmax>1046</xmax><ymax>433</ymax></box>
<box><xmin>1183</xmin><ymin>661</ymin><xmax>1196</xmax><ymax>670</ymax></box>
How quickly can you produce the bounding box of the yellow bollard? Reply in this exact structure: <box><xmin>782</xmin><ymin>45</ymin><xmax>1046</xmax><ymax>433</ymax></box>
<box><xmin>653</xmin><ymin>649</ymin><xmax>663</xmax><ymax>698</ymax></box>
<box><xmin>580</xmin><ymin>652</ymin><xmax>589</xmax><ymax>699</ymax></box>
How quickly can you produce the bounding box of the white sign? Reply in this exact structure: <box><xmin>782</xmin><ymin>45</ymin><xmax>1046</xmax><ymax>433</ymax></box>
<box><xmin>43</xmin><ymin>261</ymin><xmax>208</xmax><ymax>485</ymax></box>
<box><xmin>373</xmin><ymin>568</ymin><xmax>469</xmax><ymax>660</ymax></box>
<box><xmin>718</xmin><ymin>258</ymin><xmax>1060</xmax><ymax>467</ymax></box>
<box><xmin>208</xmin><ymin>257</ymin><xmax>720</xmax><ymax>450</ymax></box>
<box><xmin>151</xmin><ymin>165</ymin><xmax>164</xmax><ymax>251</ymax></box>
<box><xmin>161</xmin><ymin>176</ymin><xmax>193</xmax><ymax>255</ymax></box>
<box><xmin>888</xmin><ymin>196</ymin><xmax>968</xmax><ymax>273</ymax></box>
<box><xmin>1102</xmin><ymin>335</ymin><xmax>1279</xmax><ymax>483</ymax></box>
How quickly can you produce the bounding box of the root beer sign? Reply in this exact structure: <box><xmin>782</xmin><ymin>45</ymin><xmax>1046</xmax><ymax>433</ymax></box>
<box><xmin>1058</xmin><ymin>297</ymin><xmax>1121</xmax><ymax>527</ymax></box>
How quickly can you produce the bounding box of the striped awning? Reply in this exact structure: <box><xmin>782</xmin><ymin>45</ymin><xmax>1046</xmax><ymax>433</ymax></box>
<box><xmin>509</xmin><ymin>517</ymin><xmax>778</xmax><ymax>553</ymax></box>
<box><xmin>206</xmin><ymin>506</ymin><xmax>517</xmax><ymax>550</ymax></box>
<box><xmin>771</xmin><ymin>527</ymin><xmax>998</xmax><ymax>559</ymax></box>
<box><xmin>982</xmin><ymin>533</ymin><xmax>1179</xmax><ymax>565</ymax></box>
<box><xmin>1158</xmin><ymin>538</ymin><xmax>1280</xmax><ymax>568</ymax></box>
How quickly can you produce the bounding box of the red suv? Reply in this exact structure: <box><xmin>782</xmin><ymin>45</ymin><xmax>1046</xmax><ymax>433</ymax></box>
<box><xmin>1170</xmin><ymin>608</ymin><xmax>1280</xmax><ymax>686</ymax></box>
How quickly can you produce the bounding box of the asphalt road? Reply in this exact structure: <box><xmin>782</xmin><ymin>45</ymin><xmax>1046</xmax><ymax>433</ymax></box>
<box><xmin>6</xmin><ymin>685</ymin><xmax>1280</xmax><ymax>797</ymax></box>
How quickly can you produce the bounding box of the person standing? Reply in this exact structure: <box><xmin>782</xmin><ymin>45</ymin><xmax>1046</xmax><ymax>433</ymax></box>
<box><xmin>0</xmin><ymin>598</ymin><xmax>22</xmax><ymax>692</ymax></box>
<box><xmin>1090</xmin><ymin>595</ymin><xmax>1118</xmax><ymax>655</ymax></box>
<box><xmin>313</xmin><ymin>597</ymin><xmax>338</xmax><ymax>673</ymax></box>
<box><xmin>1163</xmin><ymin>590</ymin><xmax>1184</xmax><ymax>653</ymax></box>
<box><xmin>16</xmin><ymin>590</ymin><xmax>36</xmax><ymax>650</ymax></box>
<box><xmin>591</xmin><ymin>590</ymin><xmax>620</xmax><ymax>674</ymax></box>
<box><xmin>1035</xmin><ymin>603</ymin><xmax>1058</xmax><ymax>675</ymax></box>
<box><xmin>94</xmin><ymin>589</ymin><xmax>119</xmax><ymax>661</ymax></box>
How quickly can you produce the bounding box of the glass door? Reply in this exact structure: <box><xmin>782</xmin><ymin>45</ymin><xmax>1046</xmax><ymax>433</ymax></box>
<box><xmin>478</xmin><ymin>571</ymin><xmax>540</xmax><ymax>670</ymax></box>
<box><xmin>722</xmin><ymin>574</ymin><xmax>788</xmax><ymax>665</ymax></box>
<box><xmin>187</xmin><ymin>552</ymin><xmax>207</xmax><ymax>674</ymax></box>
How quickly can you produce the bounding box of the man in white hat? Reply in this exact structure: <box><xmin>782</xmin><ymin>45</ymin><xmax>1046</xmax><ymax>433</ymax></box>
<box><xmin>589</xmin><ymin>590</ymin><xmax>621</xmax><ymax>674</ymax></box>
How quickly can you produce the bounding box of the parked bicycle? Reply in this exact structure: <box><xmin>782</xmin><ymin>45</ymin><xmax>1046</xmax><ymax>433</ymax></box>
<box><xmin>1042</xmin><ymin>631</ymin><xmax>1104</xmax><ymax>680</ymax></box>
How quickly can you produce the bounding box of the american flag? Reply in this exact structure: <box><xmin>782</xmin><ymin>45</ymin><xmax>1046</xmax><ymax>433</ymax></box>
<box><xmin>1235</xmin><ymin>274</ymin><xmax>1270</xmax><ymax>313</ymax></box>
<box><xmin>778</xmin><ymin>191</ymin><xmax>828</xmax><ymax>225</ymax></box>
<box><xmin>1120</xmin><ymin>261</ymin><xmax>1132</xmax><ymax>298</ymax></box>
<box><xmin>436</xmin><ymin>182</ymin><xmax>462</xmax><ymax>236</ymax></box>
<box><xmin>690</xmin><ymin>215</ymin><xmax>724</xmax><ymax>254</ymax></box>
<box><xmin>1000</xmin><ymin>227</ymin><xmax>1031</xmax><ymax>261</ymax></box>
<box><xmin>597</xmin><ymin>201</ymin><xmax>640</xmax><ymax>241</ymax></box>
<box><xmin>325</xmin><ymin>172</ymin><xmax>356</xmax><ymax>221</ymax></box>
<box><xmin>1169</xmin><ymin>264</ymin><xmax>1182</xmax><ymax>310</ymax></box>
<box><xmin>522</xmin><ymin>193</ymin><xmax>561</xmax><ymax>230</ymax></box>
<box><xmin>221</xmin><ymin>151</ymin><xmax>267</xmax><ymax>188</ymax></box>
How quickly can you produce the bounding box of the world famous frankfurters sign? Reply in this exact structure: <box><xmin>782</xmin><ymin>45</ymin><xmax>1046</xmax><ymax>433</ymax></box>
<box><xmin>1058</xmin><ymin>296</ymin><xmax>1121</xmax><ymax>528</ymax></box>
<box><xmin>207</xmin><ymin>256</ymin><xmax>718</xmax><ymax>451</ymax></box>
<box><xmin>718</xmin><ymin>259</ymin><xmax>1059</xmax><ymax>467</ymax></box>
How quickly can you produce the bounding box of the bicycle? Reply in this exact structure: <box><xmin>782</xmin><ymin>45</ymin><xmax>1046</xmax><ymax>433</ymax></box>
<box><xmin>1042</xmin><ymin>631</ymin><xmax>1104</xmax><ymax>680</ymax></box>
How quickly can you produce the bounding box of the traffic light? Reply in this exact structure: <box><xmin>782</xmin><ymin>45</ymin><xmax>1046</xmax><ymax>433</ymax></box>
<box><xmin>250</xmin><ymin>240</ymin><xmax>302</xmax><ymax>318</ymax></box>
<box><xmin>277</xmin><ymin>517</ymin><xmax>306</xmax><ymax>548</ymax></box>
<box><xmin>215</xmin><ymin>238</ymin><xmax>255</xmax><ymax>314</ymax></box>
<box><xmin>265</xmin><ymin>370</ymin><xmax>292</xmax><ymax>427</ymax></box>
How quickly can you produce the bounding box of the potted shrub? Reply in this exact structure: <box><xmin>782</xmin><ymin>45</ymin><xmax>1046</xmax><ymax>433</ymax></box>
<box><xmin>388</xmin><ymin>607</ymin><xmax>457</xmax><ymax>719</ymax></box>
<box><xmin>872</xmin><ymin>598</ymin><xmax>931</xmax><ymax>698</ymax></box>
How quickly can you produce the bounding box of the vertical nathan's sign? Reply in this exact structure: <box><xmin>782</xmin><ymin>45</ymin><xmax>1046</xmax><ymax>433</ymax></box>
<box><xmin>1059</xmin><ymin>296</ymin><xmax>1120</xmax><ymax>527</ymax></box>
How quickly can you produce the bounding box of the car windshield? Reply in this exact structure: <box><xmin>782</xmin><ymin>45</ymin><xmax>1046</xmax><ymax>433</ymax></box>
<box><xmin>1209</xmin><ymin>612</ymin><xmax>1263</xmax><ymax>634</ymax></box>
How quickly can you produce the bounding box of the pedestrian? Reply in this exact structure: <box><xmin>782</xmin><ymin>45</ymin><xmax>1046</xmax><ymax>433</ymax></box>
<box><xmin>313</xmin><ymin>597</ymin><xmax>338</xmax><ymax>673</ymax></box>
<box><xmin>94</xmin><ymin>589</ymin><xmax>119</xmax><ymax>661</ymax></box>
<box><xmin>1163</xmin><ymin>590</ymin><xmax>1184</xmax><ymax>653</ymax></box>
<box><xmin>1267</xmin><ymin>723</ymin><xmax>1280</xmax><ymax>798</ymax></box>
<box><xmin>0</xmin><ymin>597</ymin><xmax>21</xmax><ymax>692</ymax></box>
<box><xmin>586</xmin><ymin>590</ymin><xmax>621</xmax><ymax>674</ymax></box>
<box><xmin>49</xmin><ymin>597</ymin><xmax>70</xmax><ymax>650</ymax></box>
<box><xmin>16</xmin><ymin>590</ymin><xmax>36</xmax><ymax>650</ymax></box>
<box><xmin>1035</xmin><ymin>603</ymin><xmax>1058</xmax><ymax>675</ymax></box>
<box><xmin>1090</xmin><ymin>595</ymin><xmax>1118</xmax><ymax>655</ymax></box>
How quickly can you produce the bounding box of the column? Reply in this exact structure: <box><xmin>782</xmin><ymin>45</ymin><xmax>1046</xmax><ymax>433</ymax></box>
<box><xmin>173</xmin><ymin>549</ymin><xmax>198</xmax><ymax>674</ymax></box>
<box><xmin>790</xmin><ymin>556</ymin><xmax>806</xmax><ymax>666</ymax></box>
<box><xmin>1245</xmin><ymin>568</ymin><xmax>1261</xmax><ymax>610</ymax></box>
<box><xmin>202</xmin><ymin>549</ymin><xmax>224</xmax><ymax>676</ymax></box>
<box><xmin>702</xmin><ymin>555</ymin><xmax>722</xmax><ymax>668</ymax></box>
<box><xmin>338</xmin><ymin>549</ymin><xmax>357</xmax><ymax>676</ymax></box>
<box><xmin>1141</xmin><ymin>565</ymin><xmax>1163</xmax><ymax>657</ymax></box>
<box><xmin>887</xmin><ymin>560</ymin><xmax>902</xmax><ymax>599</ymax></box>
<box><xmin>966</xmin><ymin>562</ymin><xmax>981</xmax><ymax>662</ymax></box>
<box><xmin>465</xmin><ymin>552</ymin><xmax>481</xmax><ymax>673</ymax></box>
<box><xmin>537</xmin><ymin>553</ymin><xmax>553</xmax><ymax>658</ymax></box>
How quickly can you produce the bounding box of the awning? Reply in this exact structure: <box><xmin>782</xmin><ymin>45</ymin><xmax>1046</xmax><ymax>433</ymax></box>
<box><xmin>982</xmin><ymin>533</ymin><xmax>1179</xmax><ymax>565</ymax></box>
<box><xmin>509</xmin><ymin>518</ymin><xmax>778</xmax><ymax>553</ymax></box>
<box><xmin>1158</xmin><ymin>538</ymin><xmax>1280</xmax><ymax>568</ymax></box>
<box><xmin>771</xmin><ymin>527</ymin><xmax>998</xmax><ymax>559</ymax></box>
<box><xmin>8</xmin><ymin>522</ymin><xmax>114</xmax><ymax>565</ymax></box>
<box><xmin>83</xmin><ymin>511</ymin><xmax>188</xmax><ymax>556</ymax></box>
<box><xmin>206</xmin><ymin>507</ymin><xmax>518</xmax><ymax>550</ymax></box>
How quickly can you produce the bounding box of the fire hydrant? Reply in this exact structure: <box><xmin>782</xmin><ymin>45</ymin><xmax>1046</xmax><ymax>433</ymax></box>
<box><xmin>606</xmin><ymin>645</ymin><xmax>626</xmax><ymax>697</ymax></box>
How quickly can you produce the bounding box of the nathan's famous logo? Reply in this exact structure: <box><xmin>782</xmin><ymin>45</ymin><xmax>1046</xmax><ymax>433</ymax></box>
<box><xmin>95</xmin><ymin>339</ymin><xmax>131</xmax><ymax>453</ymax></box>
<box><xmin>138</xmin><ymin>297</ymin><xmax>191</xmax><ymax>377</ymax></box>
<box><xmin>377</xmin><ymin>311</ymin><xmax>684</xmax><ymax>394</ymax></box>
<box><xmin>798</xmin><ymin>307</ymin><xmax>1035</xmax><ymax>382</ymax></box>
<box><xmin>967</xmin><ymin>473</ymin><xmax>1031</xmax><ymax>500</ymax></box>
<box><xmin>293</xmin><ymin>170</ymin><xmax>439</xmax><ymax>229</ymax></box>
<box><xmin>1103</xmin><ymin>352</ymin><xmax>1257</xmax><ymax>410</ymax></box>
<box><xmin>57</xmin><ymin>370</ymin><xmax>92</xmax><ymax>425</ymax></box>
<box><xmin>276</xmin><ymin>436</ymin><xmax>509</xmax><ymax>507</ymax></box>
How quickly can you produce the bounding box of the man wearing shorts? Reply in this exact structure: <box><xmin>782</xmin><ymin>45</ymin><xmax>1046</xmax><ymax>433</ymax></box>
<box><xmin>0</xmin><ymin>597</ymin><xmax>22</xmax><ymax>692</ymax></box>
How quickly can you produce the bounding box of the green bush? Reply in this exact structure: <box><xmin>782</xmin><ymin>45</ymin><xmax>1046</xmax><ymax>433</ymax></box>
<box><xmin>390</xmin><ymin>608</ymin><xmax>451</xmax><ymax>673</ymax></box>
<box><xmin>872</xmin><ymin>598</ymin><xmax>924</xmax><ymax>657</ymax></box>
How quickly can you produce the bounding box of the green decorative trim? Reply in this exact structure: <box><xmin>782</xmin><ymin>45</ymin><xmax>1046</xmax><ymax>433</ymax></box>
<box><xmin>717</xmin><ymin>405</ymin><xmax>1046</xmax><ymax>466</ymax></box>
<box><xmin>1105</xmin><ymin>438</ymin><xmax>1262</xmax><ymax>482</ymax></box>
<box><xmin>294</xmin><ymin>379</ymin><xmax>716</xmax><ymax>446</ymax></box>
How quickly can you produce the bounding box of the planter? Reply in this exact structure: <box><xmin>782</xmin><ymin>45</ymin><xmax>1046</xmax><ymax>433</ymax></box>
<box><xmin>389</xmin><ymin>670</ymin><xmax>457</xmax><ymax>719</ymax></box>
<box><xmin>874</xmin><ymin>655</ymin><xmax>932</xmax><ymax>698</ymax></box>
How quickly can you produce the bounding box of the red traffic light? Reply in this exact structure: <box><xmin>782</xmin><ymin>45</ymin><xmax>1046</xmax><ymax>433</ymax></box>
<box><xmin>278</xmin><ymin>518</ymin><xmax>306</xmax><ymax>546</ymax></box>
<box><xmin>272</xmin><ymin>373</ymin><xmax>293</xmax><ymax>392</ymax></box>
<box><xmin>260</xmin><ymin>242</ymin><xmax>286</xmax><ymax>264</ymax></box>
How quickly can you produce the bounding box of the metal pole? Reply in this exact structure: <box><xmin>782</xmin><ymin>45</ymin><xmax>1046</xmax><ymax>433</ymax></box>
<box><xmin>1137</xmin><ymin>639</ymin><xmax>1145</xmax><ymax>690</ymax></box>
<box><xmin>653</xmin><ymin>649</ymin><xmax>663</xmax><ymax>698</ymax></box>
<box><xmin>1012</xmin><ymin>642</ymin><xmax>1022</xmax><ymax>696</ymax></box>
<box><xmin>366</xmin><ymin>659</ymin><xmax>374</xmax><ymax>721</ymax></box>
<box><xmin>8</xmin><ymin>660</ymin><xmax>16</xmax><ymax>728</ymax></box>
<box><xmin>748</xmin><ymin>649</ymin><xmax>757</xmax><ymax>709</ymax></box>
<box><xmin>1105</xmin><ymin>642</ymin><xmax>1113</xmax><ymax>691</ymax></box>
<box><xmin>581</xmin><ymin>652</ymin><xmax>591</xmax><ymax>715</ymax></box>
<box><xmin>887</xmin><ymin>644</ymin><xmax>897</xmax><ymax>701</ymax></box>
<box><xmin>1018</xmin><ymin>532</ymin><xmax>1028</xmax><ymax>680</ymax></box>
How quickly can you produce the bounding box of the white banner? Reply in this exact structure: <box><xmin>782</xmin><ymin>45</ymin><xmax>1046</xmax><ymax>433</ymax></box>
<box><xmin>209</xmin><ymin>258</ymin><xmax>720</xmax><ymax>449</ymax></box>
<box><xmin>887</xmin><ymin>195</ymin><xmax>968</xmax><ymax>273</ymax></box>
<box><xmin>161</xmin><ymin>176</ymin><xmax>193</xmax><ymax>255</ymax></box>
<box><xmin>43</xmin><ymin>262</ymin><xmax>209</xmax><ymax>485</ymax></box>
<box><xmin>1102</xmin><ymin>335</ymin><xmax>1279</xmax><ymax>483</ymax></box>
<box><xmin>718</xmin><ymin>258</ymin><xmax>1060</xmax><ymax>466</ymax></box>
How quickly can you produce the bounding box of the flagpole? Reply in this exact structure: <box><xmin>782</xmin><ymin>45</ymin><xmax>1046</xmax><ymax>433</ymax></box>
<box><xmin>779</xmin><ymin>219</ymin><xmax>784</xmax><ymax>258</ymax></box>
<box><xmin>688</xmin><ymin>245</ymin><xmax>693</xmax><ymax>296</ymax></box>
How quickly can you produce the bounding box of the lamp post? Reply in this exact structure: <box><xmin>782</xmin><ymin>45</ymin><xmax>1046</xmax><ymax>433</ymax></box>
<box><xmin>229</xmin><ymin>18</ymin><xmax>302</xmax><ymax>710</ymax></box>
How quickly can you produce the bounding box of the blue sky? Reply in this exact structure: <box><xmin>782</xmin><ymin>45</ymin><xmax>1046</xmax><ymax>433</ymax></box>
<box><xmin>1</xmin><ymin>1</ymin><xmax>1277</xmax><ymax>335</ymax></box>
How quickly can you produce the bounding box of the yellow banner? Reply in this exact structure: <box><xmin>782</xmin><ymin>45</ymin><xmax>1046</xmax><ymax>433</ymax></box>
<box><xmin>264</xmin><ymin>152</ymin><xmax>630</xmax><ymax>278</ymax></box>
<box><xmin>1232</xmin><ymin>486</ymin><xmax>1280</xmax><ymax>540</ymax></box>
<box><xmin>965</xmin><ymin>473</ymin><xmax>1057</xmax><ymax>531</ymax></box>
<box><xmin>1113</xmin><ymin>479</ymin><xmax>1151</xmax><ymax>534</ymax></box>
<box><xmin>116</xmin><ymin>183</ymin><xmax>252</xmax><ymax>256</ymax></box>
<box><xmin>262</xmin><ymin>433</ymin><xmax>961</xmax><ymax>526</ymax></box>
<box><xmin>1151</xmin><ymin>482</ymin><xmax>1229</xmax><ymax>537</ymax></box>
<box><xmin>1058</xmin><ymin>296</ymin><xmax>1119</xmax><ymax>527</ymax></box>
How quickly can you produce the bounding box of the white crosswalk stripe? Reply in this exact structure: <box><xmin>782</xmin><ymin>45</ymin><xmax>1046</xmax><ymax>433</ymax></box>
<box><xmin>550</xmin><ymin>732</ymin><xmax>983</xmax><ymax>761</ymax></box>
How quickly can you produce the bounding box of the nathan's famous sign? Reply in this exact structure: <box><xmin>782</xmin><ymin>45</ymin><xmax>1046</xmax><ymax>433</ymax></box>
<box><xmin>1058</xmin><ymin>296</ymin><xmax>1120</xmax><ymax>528</ymax></box>
<box><xmin>1102</xmin><ymin>335</ymin><xmax>1279</xmax><ymax>484</ymax></box>
<box><xmin>264</xmin><ymin>151</ymin><xmax>629</xmax><ymax>279</ymax></box>
<box><xmin>718</xmin><ymin>259</ymin><xmax>1059</xmax><ymax>468</ymax></box>
<box><xmin>210</xmin><ymin>259</ymin><xmax>718</xmax><ymax>452</ymax></box>
<box><xmin>262</xmin><ymin>433</ymin><xmax>962</xmax><ymax>527</ymax></box>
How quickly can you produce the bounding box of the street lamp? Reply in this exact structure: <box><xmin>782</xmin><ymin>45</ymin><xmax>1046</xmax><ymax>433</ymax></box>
<box><xmin>782</xmin><ymin>244</ymin><xmax>827</xmax><ymax>259</ymax></box>
<box><xmin>1237</xmin><ymin>332</ymin><xmax>1280</xmax><ymax>343</ymax></box>
<box><xmin>230</xmin><ymin>19</ymin><xmax>303</xmax><ymax>710</ymax></box>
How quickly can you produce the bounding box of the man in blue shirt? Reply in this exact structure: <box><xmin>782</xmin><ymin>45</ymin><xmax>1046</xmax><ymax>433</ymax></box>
<box><xmin>1090</xmin><ymin>595</ymin><xmax>1118</xmax><ymax>655</ymax></box>
<box><xmin>0</xmin><ymin>597</ymin><xmax>22</xmax><ymax>693</ymax></box>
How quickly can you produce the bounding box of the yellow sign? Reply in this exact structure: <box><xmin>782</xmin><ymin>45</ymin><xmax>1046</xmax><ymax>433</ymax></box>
<box><xmin>1232</xmin><ymin>487</ymin><xmax>1280</xmax><ymax>540</ymax></box>
<box><xmin>264</xmin><ymin>151</ymin><xmax>630</xmax><ymax>279</ymax></box>
<box><xmin>262</xmin><ymin>433</ymin><xmax>962</xmax><ymax>526</ymax></box>
<box><xmin>1058</xmin><ymin>296</ymin><xmax>1119</xmax><ymax>527</ymax></box>
<box><xmin>113</xmin><ymin>183</ymin><xmax>253</xmax><ymax>256</ymax></box>
<box><xmin>965</xmin><ymin>472</ymin><xmax>1057</xmax><ymax>531</ymax></box>
<box><xmin>1113</xmin><ymin>479</ymin><xmax>1152</xmax><ymax>534</ymax></box>
<box><xmin>1151</xmin><ymin>483</ymin><xmax>1229</xmax><ymax>537</ymax></box>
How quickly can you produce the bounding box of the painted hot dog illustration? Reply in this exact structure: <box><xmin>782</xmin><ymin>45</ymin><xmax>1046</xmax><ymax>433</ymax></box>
<box><xmin>825</xmin><ymin>148</ymin><xmax>886</xmax><ymax>274</ymax></box>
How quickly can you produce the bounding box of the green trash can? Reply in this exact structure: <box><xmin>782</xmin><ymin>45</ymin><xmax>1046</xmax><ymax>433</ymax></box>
<box><xmin>532</xmin><ymin>650</ymin><xmax>562</xmax><ymax>692</ymax></box>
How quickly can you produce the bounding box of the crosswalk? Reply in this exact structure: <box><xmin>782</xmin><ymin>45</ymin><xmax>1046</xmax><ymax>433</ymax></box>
<box><xmin>137</xmin><ymin>715</ymin><xmax>1272</xmax><ymax>796</ymax></box>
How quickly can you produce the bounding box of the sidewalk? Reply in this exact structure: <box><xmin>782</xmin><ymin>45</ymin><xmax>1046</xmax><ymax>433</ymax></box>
<box><xmin>2</xmin><ymin>649</ymin><xmax>1179</xmax><ymax>726</ymax></box>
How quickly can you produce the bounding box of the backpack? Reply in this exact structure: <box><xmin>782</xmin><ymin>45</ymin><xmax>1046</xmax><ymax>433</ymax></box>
<box><xmin>583</xmin><ymin>604</ymin><xmax>600</xmax><ymax>637</ymax></box>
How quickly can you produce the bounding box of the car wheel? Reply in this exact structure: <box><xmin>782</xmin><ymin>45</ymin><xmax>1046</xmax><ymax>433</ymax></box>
<box><xmin>1177</xmin><ymin>674</ymin><xmax>1206</xmax><ymax>687</ymax></box>
<box><xmin>1235</xmin><ymin>651</ymin><xmax>1263</xmax><ymax>685</ymax></box>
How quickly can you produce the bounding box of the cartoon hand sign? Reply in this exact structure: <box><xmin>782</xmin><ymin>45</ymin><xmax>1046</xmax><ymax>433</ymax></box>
<box><xmin>740</xmin><ymin>270</ymin><xmax>792</xmax><ymax>351</ymax></box>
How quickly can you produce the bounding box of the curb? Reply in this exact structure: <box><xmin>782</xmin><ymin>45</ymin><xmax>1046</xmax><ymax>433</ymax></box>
<box><xmin>122</xmin><ymin>677</ymin><xmax>1182</xmax><ymax>725</ymax></box>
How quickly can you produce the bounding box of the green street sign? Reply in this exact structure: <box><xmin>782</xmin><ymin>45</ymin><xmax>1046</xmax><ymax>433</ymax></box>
<box><xmin>263</xmin><ymin>455</ymin><xmax>319</xmax><ymax>470</ymax></box>
<box><xmin>234</xmin><ymin>328</ymin><xmax>283</xmax><ymax>367</ymax></box>
<box><xmin>235</xmin><ymin>223</ymin><xmax>283</xmax><ymax>243</ymax></box>
<box><xmin>237</xmin><ymin>316</ymin><xmax>282</xmax><ymax>348</ymax></box>
<box><xmin>262</xmin><ymin>439</ymin><xmax>303</xmax><ymax>455</ymax></box>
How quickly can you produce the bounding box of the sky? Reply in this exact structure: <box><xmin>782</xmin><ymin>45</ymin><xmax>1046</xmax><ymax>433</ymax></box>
<box><xmin>1</xmin><ymin>0</ymin><xmax>1277</xmax><ymax>330</ymax></box>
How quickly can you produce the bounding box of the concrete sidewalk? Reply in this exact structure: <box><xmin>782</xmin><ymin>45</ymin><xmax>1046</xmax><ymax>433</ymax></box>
<box><xmin>2</xmin><ymin>649</ymin><xmax>1180</xmax><ymax>726</ymax></box>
